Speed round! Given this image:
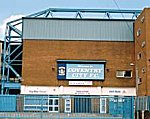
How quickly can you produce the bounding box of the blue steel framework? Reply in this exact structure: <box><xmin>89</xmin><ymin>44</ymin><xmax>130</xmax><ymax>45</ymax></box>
<box><xmin>1</xmin><ymin>8</ymin><xmax>142</xmax><ymax>94</ymax></box>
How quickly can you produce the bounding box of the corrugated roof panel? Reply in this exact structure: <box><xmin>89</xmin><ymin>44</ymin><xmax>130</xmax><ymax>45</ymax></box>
<box><xmin>23</xmin><ymin>18</ymin><xmax>134</xmax><ymax>41</ymax></box>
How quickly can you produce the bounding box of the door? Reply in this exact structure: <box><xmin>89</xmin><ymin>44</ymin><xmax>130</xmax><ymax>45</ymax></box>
<box><xmin>100</xmin><ymin>98</ymin><xmax>107</xmax><ymax>113</ymax></box>
<box><xmin>65</xmin><ymin>97</ymin><xmax>71</xmax><ymax>113</ymax></box>
<box><xmin>48</xmin><ymin>98</ymin><xmax>59</xmax><ymax>112</ymax></box>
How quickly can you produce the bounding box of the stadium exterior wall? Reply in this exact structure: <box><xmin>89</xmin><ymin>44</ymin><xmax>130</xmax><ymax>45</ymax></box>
<box><xmin>22</xmin><ymin>40</ymin><xmax>135</xmax><ymax>88</ymax></box>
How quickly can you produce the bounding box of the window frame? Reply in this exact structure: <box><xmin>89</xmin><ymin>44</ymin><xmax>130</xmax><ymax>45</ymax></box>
<box><xmin>100</xmin><ymin>98</ymin><xmax>107</xmax><ymax>113</ymax></box>
<box><xmin>48</xmin><ymin>98</ymin><xmax>59</xmax><ymax>112</ymax></box>
<box><xmin>116</xmin><ymin>70</ymin><xmax>132</xmax><ymax>78</ymax></box>
<box><xmin>65</xmin><ymin>97</ymin><xmax>71</xmax><ymax>113</ymax></box>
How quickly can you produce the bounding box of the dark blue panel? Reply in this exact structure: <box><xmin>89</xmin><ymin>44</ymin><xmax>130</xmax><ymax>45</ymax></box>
<box><xmin>57</xmin><ymin>63</ymin><xmax>66</xmax><ymax>80</ymax></box>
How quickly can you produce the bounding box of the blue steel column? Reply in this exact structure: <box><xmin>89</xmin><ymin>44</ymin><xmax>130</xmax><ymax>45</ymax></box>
<box><xmin>1</xmin><ymin>25</ymin><xmax>8</xmax><ymax>94</ymax></box>
<box><xmin>6</xmin><ymin>27</ymin><xmax>11</xmax><ymax>83</ymax></box>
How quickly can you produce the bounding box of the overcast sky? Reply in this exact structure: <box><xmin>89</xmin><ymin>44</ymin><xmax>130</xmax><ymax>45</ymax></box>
<box><xmin>0</xmin><ymin>0</ymin><xmax>150</xmax><ymax>39</ymax></box>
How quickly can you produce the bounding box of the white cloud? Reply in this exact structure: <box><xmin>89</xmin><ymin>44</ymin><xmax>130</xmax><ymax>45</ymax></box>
<box><xmin>0</xmin><ymin>14</ymin><xmax>25</xmax><ymax>40</ymax></box>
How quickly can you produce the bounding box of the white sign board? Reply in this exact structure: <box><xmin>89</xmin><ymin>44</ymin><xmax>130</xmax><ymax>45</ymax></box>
<box><xmin>101</xmin><ymin>87</ymin><xmax>136</xmax><ymax>96</ymax></box>
<box><xmin>21</xmin><ymin>85</ymin><xmax>59</xmax><ymax>95</ymax></box>
<box><xmin>21</xmin><ymin>85</ymin><xmax>101</xmax><ymax>95</ymax></box>
<box><xmin>21</xmin><ymin>85</ymin><xmax>136</xmax><ymax>96</ymax></box>
<box><xmin>66</xmin><ymin>64</ymin><xmax>104</xmax><ymax>80</ymax></box>
<box><xmin>69</xmin><ymin>81</ymin><xmax>93</xmax><ymax>85</ymax></box>
<box><xmin>62</xmin><ymin>87</ymin><xmax>102</xmax><ymax>95</ymax></box>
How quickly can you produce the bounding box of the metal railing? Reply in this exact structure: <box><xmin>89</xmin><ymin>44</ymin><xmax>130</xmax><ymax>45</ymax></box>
<box><xmin>135</xmin><ymin>96</ymin><xmax>150</xmax><ymax>119</ymax></box>
<box><xmin>0</xmin><ymin>95</ymin><xmax>134</xmax><ymax>119</ymax></box>
<box><xmin>135</xmin><ymin>96</ymin><xmax>150</xmax><ymax>111</ymax></box>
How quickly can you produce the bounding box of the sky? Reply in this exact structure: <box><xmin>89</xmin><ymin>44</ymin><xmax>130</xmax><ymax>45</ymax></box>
<box><xmin>0</xmin><ymin>0</ymin><xmax>150</xmax><ymax>39</ymax></box>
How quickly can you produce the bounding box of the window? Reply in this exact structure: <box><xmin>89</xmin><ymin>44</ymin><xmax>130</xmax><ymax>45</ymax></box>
<box><xmin>137</xmin><ymin>53</ymin><xmax>142</xmax><ymax>60</ymax></box>
<box><xmin>24</xmin><ymin>96</ymin><xmax>48</xmax><ymax>111</ymax></box>
<box><xmin>124</xmin><ymin>71</ymin><xmax>132</xmax><ymax>77</ymax></box>
<box><xmin>116</xmin><ymin>71</ymin><xmax>124</xmax><ymax>77</ymax></box>
<box><xmin>141</xmin><ymin>41</ymin><xmax>146</xmax><ymax>48</ymax></box>
<box><xmin>142</xmin><ymin>68</ymin><xmax>146</xmax><ymax>73</ymax></box>
<box><xmin>138</xmin><ymin>78</ymin><xmax>142</xmax><ymax>84</ymax></box>
<box><xmin>141</xmin><ymin>16</ymin><xmax>145</xmax><ymax>23</ymax></box>
<box><xmin>116</xmin><ymin>70</ymin><xmax>132</xmax><ymax>78</ymax></box>
<box><xmin>137</xmin><ymin>28</ymin><xmax>141</xmax><ymax>37</ymax></box>
<box><xmin>48</xmin><ymin>98</ymin><xmax>59</xmax><ymax>112</ymax></box>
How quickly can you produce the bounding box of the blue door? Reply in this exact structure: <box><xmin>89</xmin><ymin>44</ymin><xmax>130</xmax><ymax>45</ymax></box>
<box><xmin>109</xmin><ymin>96</ymin><xmax>134</xmax><ymax>119</ymax></box>
<box><xmin>123</xmin><ymin>97</ymin><xmax>133</xmax><ymax>119</ymax></box>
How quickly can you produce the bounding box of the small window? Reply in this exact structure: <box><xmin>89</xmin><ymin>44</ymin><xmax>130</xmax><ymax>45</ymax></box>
<box><xmin>116</xmin><ymin>70</ymin><xmax>132</xmax><ymax>78</ymax></box>
<box><xmin>116</xmin><ymin>71</ymin><xmax>124</xmax><ymax>77</ymax></box>
<box><xmin>137</xmin><ymin>28</ymin><xmax>141</xmax><ymax>37</ymax></box>
<box><xmin>137</xmin><ymin>53</ymin><xmax>142</xmax><ymax>60</ymax></box>
<box><xmin>142</xmin><ymin>68</ymin><xmax>145</xmax><ymax>73</ymax></box>
<box><xmin>141</xmin><ymin>41</ymin><xmax>146</xmax><ymax>48</ymax></box>
<box><xmin>49</xmin><ymin>99</ymin><xmax>53</xmax><ymax>105</ymax></box>
<box><xmin>54</xmin><ymin>100</ymin><xmax>59</xmax><ymax>105</ymax></box>
<box><xmin>124</xmin><ymin>71</ymin><xmax>132</xmax><ymax>77</ymax></box>
<box><xmin>141</xmin><ymin>16</ymin><xmax>144</xmax><ymax>23</ymax></box>
<box><xmin>138</xmin><ymin>78</ymin><xmax>142</xmax><ymax>84</ymax></box>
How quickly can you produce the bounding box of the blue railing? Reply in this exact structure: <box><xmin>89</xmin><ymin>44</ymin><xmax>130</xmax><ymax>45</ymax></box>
<box><xmin>0</xmin><ymin>95</ymin><xmax>17</xmax><ymax>112</ymax></box>
<box><xmin>0</xmin><ymin>95</ymin><xmax>135</xmax><ymax>119</ymax></box>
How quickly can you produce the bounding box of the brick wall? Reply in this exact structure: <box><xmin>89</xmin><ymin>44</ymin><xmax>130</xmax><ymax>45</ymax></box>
<box><xmin>22</xmin><ymin>40</ymin><xmax>135</xmax><ymax>87</ymax></box>
<box><xmin>135</xmin><ymin>8</ymin><xmax>150</xmax><ymax>96</ymax></box>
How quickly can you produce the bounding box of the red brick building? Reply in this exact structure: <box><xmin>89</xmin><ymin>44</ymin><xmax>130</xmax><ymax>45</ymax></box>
<box><xmin>135</xmin><ymin>8</ymin><xmax>150</xmax><ymax>96</ymax></box>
